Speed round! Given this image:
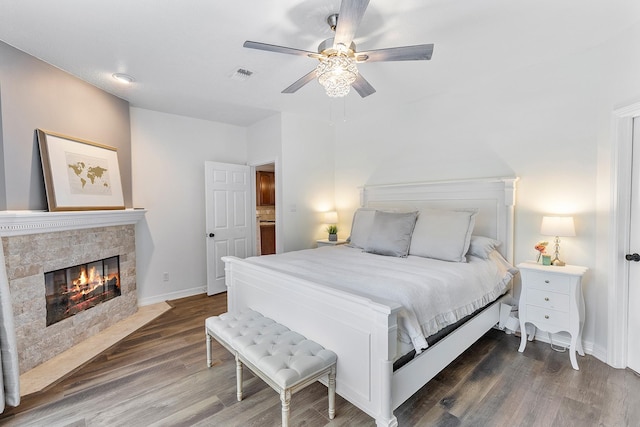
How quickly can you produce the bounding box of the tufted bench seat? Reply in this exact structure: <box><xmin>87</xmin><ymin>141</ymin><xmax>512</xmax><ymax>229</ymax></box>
<box><xmin>205</xmin><ymin>310</ymin><xmax>337</xmax><ymax>427</ymax></box>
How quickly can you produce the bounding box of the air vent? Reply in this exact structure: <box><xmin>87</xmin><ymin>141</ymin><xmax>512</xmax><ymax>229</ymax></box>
<box><xmin>230</xmin><ymin>68</ymin><xmax>254</xmax><ymax>81</ymax></box>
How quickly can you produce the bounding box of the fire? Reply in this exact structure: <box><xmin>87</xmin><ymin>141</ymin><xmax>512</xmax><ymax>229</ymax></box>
<box><xmin>45</xmin><ymin>256</ymin><xmax>121</xmax><ymax>327</ymax></box>
<box><xmin>71</xmin><ymin>267</ymin><xmax>107</xmax><ymax>300</ymax></box>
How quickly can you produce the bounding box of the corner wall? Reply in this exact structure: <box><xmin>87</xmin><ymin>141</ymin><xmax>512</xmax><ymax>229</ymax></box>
<box><xmin>130</xmin><ymin>107</ymin><xmax>247</xmax><ymax>305</ymax></box>
<box><xmin>0</xmin><ymin>41</ymin><xmax>131</xmax><ymax>210</ymax></box>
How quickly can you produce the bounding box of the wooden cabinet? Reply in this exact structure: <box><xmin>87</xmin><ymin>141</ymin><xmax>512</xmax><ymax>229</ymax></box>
<box><xmin>260</xmin><ymin>224</ymin><xmax>276</xmax><ymax>255</ymax></box>
<box><xmin>257</xmin><ymin>172</ymin><xmax>275</xmax><ymax>206</ymax></box>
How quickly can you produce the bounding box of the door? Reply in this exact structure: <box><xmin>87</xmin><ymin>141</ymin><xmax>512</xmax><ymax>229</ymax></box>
<box><xmin>628</xmin><ymin>117</ymin><xmax>640</xmax><ymax>372</ymax></box>
<box><xmin>205</xmin><ymin>161</ymin><xmax>252</xmax><ymax>295</ymax></box>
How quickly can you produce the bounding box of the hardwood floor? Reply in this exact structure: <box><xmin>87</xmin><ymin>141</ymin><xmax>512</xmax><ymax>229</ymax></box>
<box><xmin>1</xmin><ymin>293</ymin><xmax>639</xmax><ymax>426</ymax></box>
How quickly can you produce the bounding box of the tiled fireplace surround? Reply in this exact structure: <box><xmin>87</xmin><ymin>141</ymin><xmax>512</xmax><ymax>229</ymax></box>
<box><xmin>0</xmin><ymin>209</ymin><xmax>145</xmax><ymax>374</ymax></box>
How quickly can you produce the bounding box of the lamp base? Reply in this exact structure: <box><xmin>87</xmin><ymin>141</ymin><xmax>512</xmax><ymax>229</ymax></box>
<box><xmin>551</xmin><ymin>257</ymin><xmax>566</xmax><ymax>267</ymax></box>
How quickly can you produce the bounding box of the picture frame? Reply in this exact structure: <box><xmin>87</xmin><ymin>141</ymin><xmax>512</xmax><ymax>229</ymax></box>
<box><xmin>37</xmin><ymin>129</ymin><xmax>125</xmax><ymax>211</ymax></box>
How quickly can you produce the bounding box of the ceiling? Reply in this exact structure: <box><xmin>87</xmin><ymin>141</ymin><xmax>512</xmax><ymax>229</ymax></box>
<box><xmin>0</xmin><ymin>0</ymin><xmax>638</xmax><ymax>127</ymax></box>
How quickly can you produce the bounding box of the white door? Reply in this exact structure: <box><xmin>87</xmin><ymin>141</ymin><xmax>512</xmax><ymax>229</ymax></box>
<box><xmin>205</xmin><ymin>161</ymin><xmax>252</xmax><ymax>295</ymax></box>
<box><xmin>628</xmin><ymin>117</ymin><xmax>640</xmax><ymax>372</ymax></box>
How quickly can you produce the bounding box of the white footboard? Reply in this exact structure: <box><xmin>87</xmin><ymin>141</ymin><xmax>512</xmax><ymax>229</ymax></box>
<box><xmin>223</xmin><ymin>255</ymin><xmax>401</xmax><ymax>426</ymax></box>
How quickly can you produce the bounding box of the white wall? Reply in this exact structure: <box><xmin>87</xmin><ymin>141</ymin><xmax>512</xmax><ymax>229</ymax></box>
<box><xmin>248</xmin><ymin>114</ymin><xmax>282</xmax><ymax>251</ymax></box>
<box><xmin>130</xmin><ymin>107</ymin><xmax>247</xmax><ymax>305</ymax></box>
<box><xmin>247</xmin><ymin>113</ymin><xmax>336</xmax><ymax>253</ymax></box>
<box><xmin>333</xmin><ymin>21</ymin><xmax>640</xmax><ymax>362</ymax></box>
<box><xmin>281</xmin><ymin>113</ymin><xmax>335</xmax><ymax>251</ymax></box>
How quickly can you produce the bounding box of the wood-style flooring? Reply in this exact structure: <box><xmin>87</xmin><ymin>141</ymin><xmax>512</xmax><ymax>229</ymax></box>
<box><xmin>1</xmin><ymin>293</ymin><xmax>639</xmax><ymax>426</ymax></box>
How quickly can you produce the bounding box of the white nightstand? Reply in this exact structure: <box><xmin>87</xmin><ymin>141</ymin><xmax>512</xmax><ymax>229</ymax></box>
<box><xmin>316</xmin><ymin>239</ymin><xmax>347</xmax><ymax>247</ymax></box>
<box><xmin>517</xmin><ymin>262</ymin><xmax>588</xmax><ymax>370</ymax></box>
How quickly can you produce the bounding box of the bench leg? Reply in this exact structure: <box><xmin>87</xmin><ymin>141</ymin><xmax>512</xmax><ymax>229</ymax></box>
<box><xmin>328</xmin><ymin>365</ymin><xmax>336</xmax><ymax>420</ymax></box>
<box><xmin>280</xmin><ymin>389</ymin><xmax>291</xmax><ymax>427</ymax></box>
<box><xmin>235</xmin><ymin>355</ymin><xmax>243</xmax><ymax>401</ymax></box>
<box><xmin>206</xmin><ymin>332</ymin><xmax>212</xmax><ymax>367</ymax></box>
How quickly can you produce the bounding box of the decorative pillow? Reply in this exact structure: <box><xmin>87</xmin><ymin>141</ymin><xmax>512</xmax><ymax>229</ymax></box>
<box><xmin>467</xmin><ymin>235</ymin><xmax>502</xmax><ymax>259</ymax></box>
<box><xmin>364</xmin><ymin>211</ymin><xmax>419</xmax><ymax>257</ymax></box>
<box><xmin>347</xmin><ymin>208</ymin><xmax>378</xmax><ymax>249</ymax></box>
<box><xmin>408</xmin><ymin>209</ymin><xmax>477</xmax><ymax>262</ymax></box>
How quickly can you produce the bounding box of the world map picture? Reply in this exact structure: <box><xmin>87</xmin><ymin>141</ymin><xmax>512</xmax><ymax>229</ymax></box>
<box><xmin>66</xmin><ymin>151</ymin><xmax>113</xmax><ymax>196</ymax></box>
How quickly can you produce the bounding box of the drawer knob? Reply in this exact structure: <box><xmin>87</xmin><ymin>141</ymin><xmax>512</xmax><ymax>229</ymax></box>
<box><xmin>544</xmin><ymin>297</ymin><xmax>550</xmax><ymax>301</ymax></box>
<box><xmin>544</xmin><ymin>280</ymin><xmax>550</xmax><ymax>284</ymax></box>
<box><xmin>544</xmin><ymin>315</ymin><xmax>550</xmax><ymax>319</ymax></box>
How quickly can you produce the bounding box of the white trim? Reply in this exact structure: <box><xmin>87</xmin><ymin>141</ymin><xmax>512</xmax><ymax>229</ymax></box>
<box><xmin>0</xmin><ymin>208</ymin><xmax>146</xmax><ymax>236</ymax></box>
<box><xmin>249</xmin><ymin>157</ymin><xmax>282</xmax><ymax>254</ymax></box>
<box><xmin>138</xmin><ymin>286</ymin><xmax>206</xmax><ymax>306</ymax></box>
<box><xmin>609</xmin><ymin>101</ymin><xmax>640</xmax><ymax>368</ymax></box>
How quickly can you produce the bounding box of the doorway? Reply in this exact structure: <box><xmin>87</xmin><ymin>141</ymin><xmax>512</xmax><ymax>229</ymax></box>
<box><xmin>609</xmin><ymin>101</ymin><xmax>640</xmax><ymax>369</ymax></box>
<box><xmin>255</xmin><ymin>163</ymin><xmax>277</xmax><ymax>255</ymax></box>
<box><xmin>627</xmin><ymin>117</ymin><xmax>640</xmax><ymax>372</ymax></box>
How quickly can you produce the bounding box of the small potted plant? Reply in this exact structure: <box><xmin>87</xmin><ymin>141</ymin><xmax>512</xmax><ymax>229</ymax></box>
<box><xmin>327</xmin><ymin>225</ymin><xmax>338</xmax><ymax>241</ymax></box>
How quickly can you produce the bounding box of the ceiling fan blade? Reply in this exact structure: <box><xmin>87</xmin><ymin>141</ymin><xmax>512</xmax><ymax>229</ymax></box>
<box><xmin>356</xmin><ymin>44</ymin><xmax>434</xmax><ymax>62</ymax></box>
<box><xmin>351</xmin><ymin>73</ymin><xmax>376</xmax><ymax>98</ymax></box>
<box><xmin>243</xmin><ymin>41</ymin><xmax>316</xmax><ymax>58</ymax></box>
<box><xmin>282</xmin><ymin>69</ymin><xmax>317</xmax><ymax>94</ymax></box>
<box><xmin>334</xmin><ymin>0</ymin><xmax>370</xmax><ymax>48</ymax></box>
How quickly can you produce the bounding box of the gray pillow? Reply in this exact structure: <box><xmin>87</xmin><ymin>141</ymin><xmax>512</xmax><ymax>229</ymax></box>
<box><xmin>347</xmin><ymin>208</ymin><xmax>378</xmax><ymax>249</ymax></box>
<box><xmin>409</xmin><ymin>209</ymin><xmax>477</xmax><ymax>262</ymax></box>
<box><xmin>364</xmin><ymin>211</ymin><xmax>419</xmax><ymax>257</ymax></box>
<box><xmin>467</xmin><ymin>235</ymin><xmax>502</xmax><ymax>259</ymax></box>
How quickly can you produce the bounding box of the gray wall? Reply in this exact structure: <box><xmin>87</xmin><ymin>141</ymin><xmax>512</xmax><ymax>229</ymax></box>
<box><xmin>0</xmin><ymin>41</ymin><xmax>131</xmax><ymax>210</ymax></box>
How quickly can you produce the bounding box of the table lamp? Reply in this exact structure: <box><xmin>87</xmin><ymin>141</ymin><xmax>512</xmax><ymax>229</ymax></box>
<box><xmin>540</xmin><ymin>216</ymin><xmax>575</xmax><ymax>266</ymax></box>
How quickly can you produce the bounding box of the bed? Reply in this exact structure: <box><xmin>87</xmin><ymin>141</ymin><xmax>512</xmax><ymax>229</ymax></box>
<box><xmin>222</xmin><ymin>177</ymin><xmax>518</xmax><ymax>427</ymax></box>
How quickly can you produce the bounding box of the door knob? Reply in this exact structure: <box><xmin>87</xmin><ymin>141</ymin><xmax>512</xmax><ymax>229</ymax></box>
<box><xmin>208</xmin><ymin>233</ymin><xmax>215</xmax><ymax>238</ymax></box>
<box><xmin>626</xmin><ymin>253</ymin><xmax>640</xmax><ymax>262</ymax></box>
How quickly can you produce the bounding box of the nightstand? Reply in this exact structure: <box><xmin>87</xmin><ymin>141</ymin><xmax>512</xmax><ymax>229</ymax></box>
<box><xmin>316</xmin><ymin>239</ymin><xmax>347</xmax><ymax>247</ymax></box>
<box><xmin>517</xmin><ymin>262</ymin><xmax>588</xmax><ymax>370</ymax></box>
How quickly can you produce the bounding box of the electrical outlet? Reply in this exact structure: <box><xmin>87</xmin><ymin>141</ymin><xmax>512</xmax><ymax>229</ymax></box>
<box><xmin>162</xmin><ymin>272</ymin><xmax>169</xmax><ymax>282</ymax></box>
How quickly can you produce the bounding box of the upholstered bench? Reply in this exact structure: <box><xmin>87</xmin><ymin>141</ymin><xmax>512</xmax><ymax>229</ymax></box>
<box><xmin>205</xmin><ymin>310</ymin><xmax>337</xmax><ymax>427</ymax></box>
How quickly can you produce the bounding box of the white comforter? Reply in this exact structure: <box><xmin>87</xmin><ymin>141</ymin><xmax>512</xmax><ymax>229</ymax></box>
<box><xmin>245</xmin><ymin>246</ymin><xmax>515</xmax><ymax>353</ymax></box>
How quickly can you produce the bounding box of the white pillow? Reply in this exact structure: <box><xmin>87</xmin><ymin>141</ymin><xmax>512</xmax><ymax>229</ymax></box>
<box><xmin>365</xmin><ymin>211</ymin><xmax>419</xmax><ymax>257</ymax></box>
<box><xmin>347</xmin><ymin>208</ymin><xmax>378</xmax><ymax>249</ymax></box>
<box><xmin>467</xmin><ymin>235</ymin><xmax>502</xmax><ymax>259</ymax></box>
<box><xmin>409</xmin><ymin>209</ymin><xmax>477</xmax><ymax>262</ymax></box>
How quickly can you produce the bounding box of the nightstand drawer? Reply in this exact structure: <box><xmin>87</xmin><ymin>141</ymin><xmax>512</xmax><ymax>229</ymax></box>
<box><xmin>524</xmin><ymin>270</ymin><xmax>571</xmax><ymax>294</ymax></box>
<box><xmin>526</xmin><ymin>288</ymin><xmax>570</xmax><ymax>311</ymax></box>
<box><xmin>526</xmin><ymin>304</ymin><xmax>570</xmax><ymax>327</ymax></box>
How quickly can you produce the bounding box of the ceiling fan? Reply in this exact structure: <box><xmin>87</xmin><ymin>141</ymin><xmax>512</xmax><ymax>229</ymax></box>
<box><xmin>243</xmin><ymin>0</ymin><xmax>434</xmax><ymax>98</ymax></box>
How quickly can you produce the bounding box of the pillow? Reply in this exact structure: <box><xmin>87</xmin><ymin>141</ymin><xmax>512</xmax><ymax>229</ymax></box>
<box><xmin>408</xmin><ymin>209</ymin><xmax>477</xmax><ymax>262</ymax></box>
<box><xmin>467</xmin><ymin>235</ymin><xmax>502</xmax><ymax>259</ymax></box>
<box><xmin>364</xmin><ymin>211</ymin><xmax>419</xmax><ymax>257</ymax></box>
<box><xmin>347</xmin><ymin>208</ymin><xmax>378</xmax><ymax>249</ymax></box>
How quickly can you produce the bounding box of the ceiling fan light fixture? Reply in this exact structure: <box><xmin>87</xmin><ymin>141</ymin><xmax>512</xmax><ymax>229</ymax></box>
<box><xmin>316</xmin><ymin>54</ymin><xmax>358</xmax><ymax>97</ymax></box>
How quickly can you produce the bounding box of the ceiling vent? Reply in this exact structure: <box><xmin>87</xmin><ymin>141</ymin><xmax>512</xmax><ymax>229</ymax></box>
<box><xmin>230</xmin><ymin>67</ymin><xmax>254</xmax><ymax>82</ymax></box>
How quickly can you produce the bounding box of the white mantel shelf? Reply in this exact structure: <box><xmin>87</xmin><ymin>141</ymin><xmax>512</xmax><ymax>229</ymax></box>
<box><xmin>0</xmin><ymin>209</ymin><xmax>147</xmax><ymax>236</ymax></box>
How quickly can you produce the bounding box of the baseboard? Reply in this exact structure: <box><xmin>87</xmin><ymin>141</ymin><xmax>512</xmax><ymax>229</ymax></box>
<box><xmin>138</xmin><ymin>285</ymin><xmax>206</xmax><ymax>306</ymax></box>
<box><xmin>531</xmin><ymin>331</ymin><xmax>607</xmax><ymax>363</ymax></box>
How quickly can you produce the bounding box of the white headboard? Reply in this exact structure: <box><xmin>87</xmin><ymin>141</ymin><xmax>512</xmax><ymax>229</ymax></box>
<box><xmin>359</xmin><ymin>177</ymin><xmax>518</xmax><ymax>263</ymax></box>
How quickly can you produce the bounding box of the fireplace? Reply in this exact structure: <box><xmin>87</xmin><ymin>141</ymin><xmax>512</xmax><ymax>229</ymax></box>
<box><xmin>0</xmin><ymin>209</ymin><xmax>145</xmax><ymax>373</ymax></box>
<box><xmin>45</xmin><ymin>256</ymin><xmax>121</xmax><ymax>326</ymax></box>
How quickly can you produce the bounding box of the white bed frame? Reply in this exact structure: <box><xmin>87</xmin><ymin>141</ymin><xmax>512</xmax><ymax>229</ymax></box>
<box><xmin>222</xmin><ymin>177</ymin><xmax>518</xmax><ymax>427</ymax></box>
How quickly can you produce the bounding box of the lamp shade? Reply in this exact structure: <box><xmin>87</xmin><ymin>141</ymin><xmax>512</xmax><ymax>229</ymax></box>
<box><xmin>540</xmin><ymin>216</ymin><xmax>575</xmax><ymax>237</ymax></box>
<box><xmin>324</xmin><ymin>211</ymin><xmax>338</xmax><ymax>224</ymax></box>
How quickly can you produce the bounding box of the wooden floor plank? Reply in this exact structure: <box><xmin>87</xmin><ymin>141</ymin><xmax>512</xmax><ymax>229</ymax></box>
<box><xmin>2</xmin><ymin>292</ymin><xmax>640</xmax><ymax>427</ymax></box>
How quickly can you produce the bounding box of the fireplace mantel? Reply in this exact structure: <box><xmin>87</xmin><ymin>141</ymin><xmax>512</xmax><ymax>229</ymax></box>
<box><xmin>0</xmin><ymin>209</ymin><xmax>146</xmax><ymax>237</ymax></box>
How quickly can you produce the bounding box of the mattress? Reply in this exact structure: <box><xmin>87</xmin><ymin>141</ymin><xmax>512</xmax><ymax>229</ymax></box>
<box><xmin>245</xmin><ymin>245</ymin><xmax>515</xmax><ymax>361</ymax></box>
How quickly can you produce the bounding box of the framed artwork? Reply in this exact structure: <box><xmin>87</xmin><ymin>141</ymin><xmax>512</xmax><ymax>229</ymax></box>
<box><xmin>37</xmin><ymin>129</ymin><xmax>125</xmax><ymax>211</ymax></box>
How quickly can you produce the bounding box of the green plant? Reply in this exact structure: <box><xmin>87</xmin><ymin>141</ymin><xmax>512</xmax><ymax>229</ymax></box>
<box><xmin>326</xmin><ymin>225</ymin><xmax>338</xmax><ymax>235</ymax></box>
